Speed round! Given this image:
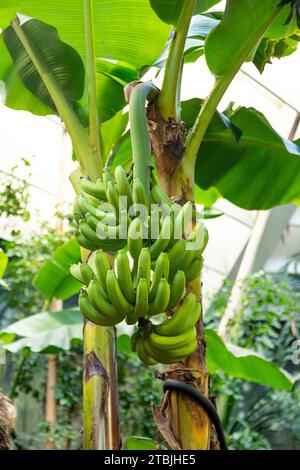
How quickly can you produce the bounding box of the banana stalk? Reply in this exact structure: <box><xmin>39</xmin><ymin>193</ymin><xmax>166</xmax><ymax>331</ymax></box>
<box><xmin>83</xmin><ymin>322</ymin><xmax>120</xmax><ymax>450</ymax></box>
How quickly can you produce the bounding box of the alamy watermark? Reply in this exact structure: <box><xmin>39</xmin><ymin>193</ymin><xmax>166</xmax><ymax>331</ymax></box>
<box><xmin>89</xmin><ymin>198</ymin><xmax>206</xmax><ymax>250</ymax></box>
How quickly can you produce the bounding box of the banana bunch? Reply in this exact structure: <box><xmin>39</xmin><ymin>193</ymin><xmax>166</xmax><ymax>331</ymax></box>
<box><xmin>74</xmin><ymin>165</ymin><xmax>151</xmax><ymax>252</ymax></box>
<box><xmin>131</xmin><ymin>293</ymin><xmax>201</xmax><ymax>365</ymax></box>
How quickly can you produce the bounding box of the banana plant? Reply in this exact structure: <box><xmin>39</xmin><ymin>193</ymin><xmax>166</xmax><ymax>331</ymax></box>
<box><xmin>1</xmin><ymin>0</ymin><xmax>300</xmax><ymax>450</ymax></box>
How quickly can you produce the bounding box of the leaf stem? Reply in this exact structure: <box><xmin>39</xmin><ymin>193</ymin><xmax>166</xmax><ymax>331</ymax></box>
<box><xmin>183</xmin><ymin>6</ymin><xmax>282</xmax><ymax>169</ymax></box>
<box><xmin>11</xmin><ymin>17</ymin><xmax>101</xmax><ymax>181</ymax></box>
<box><xmin>158</xmin><ymin>0</ymin><xmax>196</xmax><ymax>121</ymax></box>
<box><xmin>84</xmin><ymin>0</ymin><xmax>104</xmax><ymax>166</ymax></box>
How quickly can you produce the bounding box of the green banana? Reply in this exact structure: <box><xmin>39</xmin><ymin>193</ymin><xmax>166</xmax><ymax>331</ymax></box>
<box><xmin>79</xmin><ymin>291</ymin><xmax>116</xmax><ymax>326</ymax></box>
<box><xmin>73</xmin><ymin>197</ymin><xmax>84</xmax><ymax>223</ymax></box>
<box><xmin>103</xmin><ymin>167</ymin><xmax>114</xmax><ymax>192</ymax></box>
<box><xmin>151</xmin><ymin>182</ymin><xmax>180</xmax><ymax>212</ymax></box>
<box><xmin>133</xmin><ymin>278</ymin><xmax>149</xmax><ymax>320</ymax></box>
<box><xmin>77</xmin><ymin>195</ymin><xmax>116</xmax><ymax>225</ymax></box>
<box><xmin>153</xmin><ymin>292</ymin><xmax>197</xmax><ymax>336</ymax></box>
<box><xmin>76</xmin><ymin>233</ymin><xmax>97</xmax><ymax>251</ymax></box>
<box><xmin>178</xmin><ymin>247</ymin><xmax>195</xmax><ymax>272</ymax></box>
<box><xmin>167</xmin><ymin>270</ymin><xmax>186</xmax><ymax>310</ymax></box>
<box><xmin>114</xmin><ymin>165</ymin><xmax>133</xmax><ymax>207</ymax></box>
<box><xmin>149</xmin><ymin>252</ymin><xmax>170</xmax><ymax>302</ymax></box>
<box><xmin>147</xmin><ymin>278</ymin><xmax>170</xmax><ymax>317</ymax></box>
<box><xmin>174</xmin><ymin>202</ymin><xmax>193</xmax><ymax>239</ymax></box>
<box><xmin>128</xmin><ymin>218</ymin><xmax>144</xmax><ymax>261</ymax></box>
<box><xmin>79</xmin><ymin>178</ymin><xmax>106</xmax><ymax>199</ymax></box>
<box><xmin>70</xmin><ymin>263</ymin><xmax>85</xmax><ymax>283</ymax></box>
<box><xmin>81</xmin><ymin>217</ymin><xmax>126</xmax><ymax>251</ymax></box>
<box><xmin>185</xmin><ymin>256</ymin><xmax>203</xmax><ymax>283</ymax></box>
<box><xmin>94</xmin><ymin>250</ymin><xmax>111</xmax><ymax>288</ymax></box>
<box><xmin>116</xmin><ymin>250</ymin><xmax>135</xmax><ymax>304</ymax></box>
<box><xmin>106</xmin><ymin>181</ymin><xmax>120</xmax><ymax>211</ymax></box>
<box><xmin>136</xmin><ymin>248</ymin><xmax>151</xmax><ymax>288</ymax></box>
<box><xmin>149</xmin><ymin>214</ymin><xmax>173</xmax><ymax>259</ymax></box>
<box><xmin>132</xmin><ymin>178</ymin><xmax>149</xmax><ymax>210</ymax></box>
<box><xmin>136</xmin><ymin>335</ymin><xmax>157</xmax><ymax>366</ymax></box>
<box><xmin>145</xmin><ymin>336</ymin><xmax>197</xmax><ymax>364</ymax></box>
<box><xmin>85</xmin><ymin>213</ymin><xmax>126</xmax><ymax>245</ymax></box>
<box><xmin>149</xmin><ymin>327</ymin><xmax>196</xmax><ymax>351</ymax></box>
<box><xmin>106</xmin><ymin>270</ymin><xmax>134</xmax><ymax>316</ymax></box>
<box><xmin>87</xmin><ymin>280</ymin><xmax>124</xmax><ymax>324</ymax></box>
<box><xmin>167</xmin><ymin>239</ymin><xmax>186</xmax><ymax>282</ymax></box>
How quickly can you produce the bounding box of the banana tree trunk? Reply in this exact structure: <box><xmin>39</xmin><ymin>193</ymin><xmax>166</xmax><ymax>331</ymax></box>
<box><xmin>83</xmin><ymin>322</ymin><xmax>120</xmax><ymax>450</ymax></box>
<box><xmin>148</xmin><ymin>107</ymin><xmax>211</xmax><ymax>450</ymax></box>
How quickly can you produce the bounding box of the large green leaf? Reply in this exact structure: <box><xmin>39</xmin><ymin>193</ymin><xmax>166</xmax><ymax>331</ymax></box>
<box><xmin>1</xmin><ymin>17</ymin><xmax>137</xmax><ymax>122</ymax></box>
<box><xmin>182</xmin><ymin>99</ymin><xmax>300</xmax><ymax>209</ymax></box>
<box><xmin>0</xmin><ymin>1</ymin><xmax>170</xmax><ymax>69</ymax></box>
<box><xmin>149</xmin><ymin>0</ymin><xmax>221</xmax><ymax>25</ymax></box>
<box><xmin>33</xmin><ymin>238</ymin><xmax>81</xmax><ymax>300</ymax></box>
<box><xmin>0</xmin><ymin>308</ymin><xmax>83</xmax><ymax>353</ymax></box>
<box><xmin>204</xmin><ymin>0</ymin><xmax>286</xmax><ymax>76</ymax></box>
<box><xmin>3</xmin><ymin>17</ymin><xmax>85</xmax><ymax>111</ymax></box>
<box><xmin>205</xmin><ymin>329</ymin><xmax>292</xmax><ymax>391</ymax></box>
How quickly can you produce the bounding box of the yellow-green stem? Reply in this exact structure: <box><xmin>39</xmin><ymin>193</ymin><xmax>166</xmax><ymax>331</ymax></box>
<box><xmin>84</xmin><ymin>0</ymin><xmax>104</xmax><ymax>164</ymax></box>
<box><xmin>183</xmin><ymin>6</ymin><xmax>282</xmax><ymax>170</ymax></box>
<box><xmin>11</xmin><ymin>17</ymin><xmax>101</xmax><ymax>181</ymax></box>
<box><xmin>158</xmin><ymin>0</ymin><xmax>196</xmax><ymax>121</ymax></box>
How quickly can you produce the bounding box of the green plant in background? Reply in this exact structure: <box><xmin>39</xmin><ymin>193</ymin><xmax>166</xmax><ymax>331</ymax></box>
<box><xmin>206</xmin><ymin>271</ymin><xmax>300</xmax><ymax>450</ymax></box>
<box><xmin>0</xmin><ymin>159</ymin><xmax>31</xmax><ymax>221</ymax></box>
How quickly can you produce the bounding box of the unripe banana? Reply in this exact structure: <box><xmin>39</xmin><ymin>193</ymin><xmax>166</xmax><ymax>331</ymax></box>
<box><xmin>70</xmin><ymin>263</ymin><xmax>84</xmax><ymax>283</ymax></box>
<box><xmin>78</xmin><ymin>195</ymin><xmax>116</xmax><ymax>225</ymax></box>
<box><xmin>149</xmin><ymin>252</ymin><xmax>170</xmax><ymax>302</ymax></box>
<box><xmin>94</xmin><ymin>250</ymin><xmax>111</xmax><ymax>288</ymax></box>
<box><xmin>136</xmin><ymin>248</ymin><xmax>151</xmax><ymax>288</ymax></box>
<box><xmin>103</xmin><ymin>167</ymin><xmax>114</xmax><ymax>192</ymax></box>
<box><xmin>79</xmin><ymin>178</ymin><xmax>106</xmax><ymax>199</ymax></box>
<box><xmin>85</xmin><ymin>213</ymin><xmax>126</xmax><ymax>247</ymax></box>
<box><xmin>149</xmin><ymin>214</ymin><xmax>173</xmax><ymax>260</ymax></box>
<box><xmin>76</xmin><ymin>232</ymin><xmax>97</xmax><ymax>251</ymax></box>
<box><xmin>187</xmin><ymin>222</ymin><xmax>207</xmax><ymax>253</ymax></box>
<box><xmin>128</xmin><ymin>218</ymin><xmax>144</xmax><ymax>262</ymax></box>
<box><xmin>174</xmin><ymin>202</ymin><xmax>193</xmax><ymax>239</ymax></box>
<box><xmin>106</xmin><ymin>181</ymin><xmax>120</xmax><ymax>211</ymax></box>
<box><xmin>136</xmin><ymin>335</ymin><xmax>157</xmax><ymax>366</ymax></box>
<box><xmin>80</xmin><ymin>263</ymin><xmax>94</xmax><ymax>286</ymax></box>
<box><xmin>178</xmin><ymin>247</ymin><xmax>195</xmax><ymax>273</ymax></box>
<box><xmin>167</xmin><ymin>239</ymin><xmax>186</xmax><ymax>282</ymax></box>
<box><xmin>167</xmin><ymin>270</ymin><xmax>186</xmax><ymax>310</ymax></box>
<box><xmin>132</xmin><ymin>178</ymin><xmax>149</xmax><ymax>210</ymax></box>
<box><xmin>73</xmin><ymin>197</ymin><xmax>84</xmax><ymax>223</ymax></box>
<box><xmin>106</xmin><ymin>270</ymin><xmax>134</xmax><ymax>316</ymax></box>
<box><xmin>87</xmin><ymin>280</ymin><xmax>124</xmax><ymax>324</ymax></box>
<box><xmin>114</xmin><ymin>165</ymin><xmax>133</xmax><ymax>207</ymax></box>
<box><xmin>153</xmin><ymin>292</ymin><xmax>197</xmax><ymax>336</ymax></box>
<box><xmin>144</xmin><ymin>335</ymin><xmax>197</xmax><ymax>363</ymax></box>
<box><xmin>149</xmin><ymin>327</ymin><xmax>196</xmax><ymax>351</ymax></box>
<box><xmin>132</xmin><ymin>278</ymin><xmax>149</xmax><ymax>321</ymax></box>
<box><xmin>147</xmin><ymin>278</ymin><xmax>170</xmax><ymax>317</ymax></box>
<box><xmin>79</xmin><ymin>291</ymin><xmax>116</xmax><ymax>326</ymax></box>
<box><xmin>82</xmin><ymin>216</ymin><xmax>126</xmax><ymax>252</ymax></box>
<box><xmin>116</xmin><ymin>250</ymin><xmax>135</xmax><ymax>304</ymax></box>
<box><xmin>185</xmin><ymin>256</ymin><xmax>203</xmax><ymax>283</ymax></box>
<box><xmin>151</xmin><ymin>182</ymin><xmax>180</xmax><ymax>212</ymax></box>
